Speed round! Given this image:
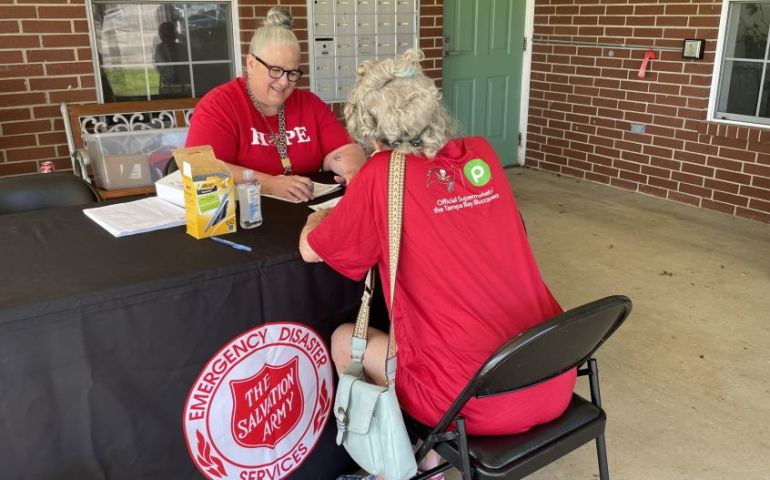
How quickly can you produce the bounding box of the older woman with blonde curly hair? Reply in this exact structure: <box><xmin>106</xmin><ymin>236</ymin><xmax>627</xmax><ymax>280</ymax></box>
<box><xmin>300</xmin><ymin>49</ymin><xmax>575</xmax><ymax>474</ymax></box>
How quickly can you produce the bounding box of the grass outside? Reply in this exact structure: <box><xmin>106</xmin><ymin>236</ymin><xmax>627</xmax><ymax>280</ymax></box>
<box><xmin>105</xmin><ymin>68</ymin><xmax>160</xmax><ymax>97</ymax></box>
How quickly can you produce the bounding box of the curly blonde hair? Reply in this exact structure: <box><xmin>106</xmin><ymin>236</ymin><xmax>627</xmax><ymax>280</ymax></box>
<box><xmin>344</xmin><ymin>49</ymin><xmax>454</xmax><ymax>158</ymax></box>
<box><xmin>249</xmin><ymin>6</ymin><xmax>300</xmax><ymax>56</ymax></box>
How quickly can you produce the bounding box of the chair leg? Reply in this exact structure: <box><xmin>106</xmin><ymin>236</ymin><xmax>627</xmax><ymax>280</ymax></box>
<box><xmin>456</xmin><ymin>417</ymin><xmax>472</xmax><ymax>480</ymax></box>
<box><xmin>589</xmin><ymin>359</ymin><xmax>610</xmax><ymax>480</ymax></box>
<box><xmin>588</xmin><ymin>358</ymin><xmax>602</xmax><ymax>408</ymax></box>
<box><xmin>596</xmin><ymin>433</ymin><xmax>610</xmax><ymax>480</ymax></box>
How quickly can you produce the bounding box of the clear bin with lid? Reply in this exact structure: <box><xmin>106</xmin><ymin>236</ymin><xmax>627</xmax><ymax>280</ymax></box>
<box><xmin>83</xmin><ymin>128</ymin><xmax>188</xmax><ymax>190</ymax></box>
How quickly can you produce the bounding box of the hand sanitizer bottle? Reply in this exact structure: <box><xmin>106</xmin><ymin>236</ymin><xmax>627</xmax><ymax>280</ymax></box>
<box><xmin>237</xmin><ymin>169</ymin><xmax>262</xmax><ymax>229</ymax></box>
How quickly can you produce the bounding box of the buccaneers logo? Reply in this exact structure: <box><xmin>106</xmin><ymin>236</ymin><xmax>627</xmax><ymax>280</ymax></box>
<box><xmin>426</xmin><ymin>167</ymin><xmax>455</xmax><ymax>192</ymax></box>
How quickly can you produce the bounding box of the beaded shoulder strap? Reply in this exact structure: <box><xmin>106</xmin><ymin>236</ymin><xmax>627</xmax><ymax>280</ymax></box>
<box><xmin>350</xmin><ymin>151</ymin><xmax>406</xmax><ymax>384</ymax></box>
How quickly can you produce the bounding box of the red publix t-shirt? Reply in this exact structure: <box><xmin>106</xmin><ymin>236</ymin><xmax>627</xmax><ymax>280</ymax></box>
<box><xmin>308</xmin><ymin>137</ymin><xmax>576</xmax><ymax>435</ymax></box>
<box><xmin>185</xmin><ymin>77</ymin><xmax>352</xmax><ymax>174</ymax></box>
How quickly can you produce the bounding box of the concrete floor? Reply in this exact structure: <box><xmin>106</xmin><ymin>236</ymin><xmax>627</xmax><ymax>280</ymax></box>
<box><xmin>446</xmin><ymin>167</ymin><xmax>770</xmax><ymax>480</ymax></box>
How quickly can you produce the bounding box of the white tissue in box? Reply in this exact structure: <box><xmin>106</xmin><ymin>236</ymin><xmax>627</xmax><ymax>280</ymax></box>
<box><xmin>155</xmin><ymin>170</ymin><xmax>184</xmax><ymax>207</ymax></box>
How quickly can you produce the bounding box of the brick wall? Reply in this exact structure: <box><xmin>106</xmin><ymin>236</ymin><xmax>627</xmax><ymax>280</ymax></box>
<box><xmin>5</xmin><ymin>0</ymin><xmax>769</xmax><ymax>224</ymax></box>
<box><xmin>0</xmin><ymin>0</ymin><xmax>92</xmax><ymax>176</ymax></box>
<box><xmin>527</xmin><ymin>0</ymin><xmax>770</xmax><ymax>224</ymax></box>
<box><xmin>0</xmin><ymin>0</ymin><xmax>442</xmax><ymax>175</ymax></box>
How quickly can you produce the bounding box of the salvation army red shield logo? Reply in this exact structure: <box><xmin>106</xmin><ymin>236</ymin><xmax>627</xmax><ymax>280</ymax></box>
<box><xmin>183</xmin><ymin>323</ymin><xmax>333</xmax><ymax>480</ymax></box>
<box><xmin>230</xmin><ymin>357</ymin><xmax>303</xmax><ymax>448</ymax></box>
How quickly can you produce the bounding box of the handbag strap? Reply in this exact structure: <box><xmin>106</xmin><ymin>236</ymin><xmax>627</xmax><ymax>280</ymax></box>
<box><xmin>349</xmin><ymin>150</ymin><xmax>406</xmax><ymax>384</ymax></box>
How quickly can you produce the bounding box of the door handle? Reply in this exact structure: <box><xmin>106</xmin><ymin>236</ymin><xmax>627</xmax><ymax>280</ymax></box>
<box><xmin>443</xmin><ymin>36</ymin><xmax>456</xmax><ymax>56</ymax></box>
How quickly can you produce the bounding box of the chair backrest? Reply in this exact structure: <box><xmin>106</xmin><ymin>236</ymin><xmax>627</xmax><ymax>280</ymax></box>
<box><xmin>0</xmin><ymin>173</ymin><xmax>102</xmax><ymax>215</ymax></box>
<box><xmin>473</xmin><ymin>295</ymin><xmax>632</xmax><ymax>398</ymax></box>
<box><xmin>163</xmin><ymin>156</ymin><xmax>179</xmax><ymax>176</ymax></box>
<box><xmin>61</xmin><ymin>98</ymin><xmax>198</xmax><ymax>156</ymax></box>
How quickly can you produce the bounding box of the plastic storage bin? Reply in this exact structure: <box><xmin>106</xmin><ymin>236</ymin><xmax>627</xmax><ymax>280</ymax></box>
<box><xmin>84</xmin><ymin>128</ymin><xmax>188</xmax><ymax>190</ymax></box>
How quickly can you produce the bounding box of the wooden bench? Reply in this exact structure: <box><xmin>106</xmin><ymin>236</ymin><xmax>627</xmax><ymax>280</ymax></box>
<box><xmin>61</xmin><ymin>98</ymin><xmax>198</xmax><ymax>199</ymax></box>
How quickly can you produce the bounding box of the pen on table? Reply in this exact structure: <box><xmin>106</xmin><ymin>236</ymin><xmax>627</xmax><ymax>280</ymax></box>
<box><xmin>210</xmin><ymin>236</ymin><xmax>252</xmax><ymax>252</ymax></box>
<box><xmin>204</xmin><ymin>187</ymin><xmax>231</xmax><ymax>232</ymax></box>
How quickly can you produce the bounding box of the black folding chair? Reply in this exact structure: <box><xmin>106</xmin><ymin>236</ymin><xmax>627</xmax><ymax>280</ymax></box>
<box><xmin>406</xmin><ymin>295</ymin><xmax>632</xmax><ymax>480</ymax></box>
<box><xmin>0</xmin><ymin>173</ymin><xmax>102</xmax><ymax>215</ymax></box>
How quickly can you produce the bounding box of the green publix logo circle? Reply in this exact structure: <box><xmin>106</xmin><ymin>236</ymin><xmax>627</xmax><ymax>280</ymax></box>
<box><xmin>463</xmin><ymin>158</ymin><xmax>491</xmax><ymax>187</ymax></box>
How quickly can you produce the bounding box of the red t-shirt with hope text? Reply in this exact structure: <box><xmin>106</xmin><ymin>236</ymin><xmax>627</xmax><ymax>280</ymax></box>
<box><xmin>308</xmin><ymin>137</ymin><xmax>576</xmax><ymax>435</ymax></box>
<box><xmin>185</xmin><ymin>77</ymin><xmax>352</xmax><ymax>174</ymax></box>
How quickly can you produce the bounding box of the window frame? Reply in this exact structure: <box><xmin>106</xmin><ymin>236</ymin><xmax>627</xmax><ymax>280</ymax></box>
<box><xmin>709</xmin><ymin>0</ymin><xmax>770</xmax><ymax>129</ymax></box>
<box><xmin>85</xmin><ymin>0</ymin><xmax>243</xmax><ymax>103</ymax></box>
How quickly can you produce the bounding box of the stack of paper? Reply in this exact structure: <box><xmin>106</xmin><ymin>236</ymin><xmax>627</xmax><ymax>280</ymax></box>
<box><xmin>83</xmin><ymin>196</ymin><xmax>186</xmax><ymax>237</ymax></box>
<box><xmin>155</xmin><ymin>170</ymin><xmax>185</xmax><ymax>207</ymax></box>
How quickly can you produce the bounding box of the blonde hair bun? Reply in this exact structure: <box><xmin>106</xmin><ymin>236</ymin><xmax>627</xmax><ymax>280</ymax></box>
<box><xmin>264</xmin><ymin>6</ymin><xmax>293</xmax><ymax>29</ymax></box>
<box><xmin>390</xmin><ymin>49</ymin><xmax>422</xmax><ymax>82</ymax></box>
<box><xmin>249</xmin><ymin>6</ymin><xmax>299</xmax><ymax>55</ymax></box>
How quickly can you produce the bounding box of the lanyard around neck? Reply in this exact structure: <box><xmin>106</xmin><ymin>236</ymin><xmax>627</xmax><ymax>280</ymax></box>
<box><xmin>244</xmin><ymin>76</ymin><xmax>293</xmax><ymax>175</ymax></box>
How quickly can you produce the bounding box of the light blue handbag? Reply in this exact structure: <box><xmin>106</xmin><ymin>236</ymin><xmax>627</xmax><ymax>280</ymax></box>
<box><xmin>333</xmin><ymin>152</ymin><xmax>418</xmax><ymax>480</ymax></box>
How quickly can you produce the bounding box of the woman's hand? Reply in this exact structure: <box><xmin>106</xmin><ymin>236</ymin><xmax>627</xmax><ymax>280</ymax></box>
<box><xmin>261</xmin><ymin>174</ymin><xmax>315</xmax><ymax>202</ymax></box>
<box><xmin>305</xmin><ymin>208</ymin><xmax>332</xmax><ymax>230</ymax></box>
<box><xmin>299</xmin><ymin>208</ymin><xmax>333</xmax><ymax>262</ymax></box>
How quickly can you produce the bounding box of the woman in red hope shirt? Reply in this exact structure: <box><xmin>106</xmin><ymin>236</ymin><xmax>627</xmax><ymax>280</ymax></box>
<box><xmin>299</xmin><ymin>49</ymin><xmax>576</xmax><ymax>477</ymax></box>
<box><xmin>185</xmin><ymin>6</ymin><xmax>365</xmax><ymax>202</ymax></box>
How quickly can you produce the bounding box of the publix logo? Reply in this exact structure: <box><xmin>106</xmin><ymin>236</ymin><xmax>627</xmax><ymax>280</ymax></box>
<box><xmin>183</xmin><ymin>322</ymin><xmax>333</xmax><ymax>480</ymax></box>
<box><xmin>463</xmin><ymin>159</ymin><xmax>491</xmax><ymax>187</ymax></box>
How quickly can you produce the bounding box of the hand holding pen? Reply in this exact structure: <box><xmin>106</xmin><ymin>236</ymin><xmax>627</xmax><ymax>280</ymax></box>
<box><xmin>262</xmin><ymin>174</ymin><xmax>315</xmax><ymax>202</ymax></box>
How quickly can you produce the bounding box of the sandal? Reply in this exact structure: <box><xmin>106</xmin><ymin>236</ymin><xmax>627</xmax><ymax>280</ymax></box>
<box><xmin>418</xmin><ymin>472</ymin><xmax>445</xmax><ymax>480</ymax></box>
<box><xmin>336</xmin><ymin>475</ymin><xmax>378</xmax><ymax>480</ymax></box>
<box><xmin>416</xmin><ymin>445</ymin><xmax>445</xmax><ymax>480</ymax></box>
<box><xmin>417</xmin><ymin>469</ymin><xmax>444</xmax><ymax>480</ymax></box>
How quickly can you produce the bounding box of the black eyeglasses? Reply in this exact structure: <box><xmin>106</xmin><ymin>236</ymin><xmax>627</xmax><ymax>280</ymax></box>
<box><xmin>251</xmin><ymin>54</ymin><xmax>303</xmax><ymax>82</ymax></box>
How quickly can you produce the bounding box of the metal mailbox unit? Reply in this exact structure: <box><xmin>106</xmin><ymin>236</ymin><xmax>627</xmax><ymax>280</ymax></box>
<box><xmin>308</xmin><ymin>0</ymin><xmax>419</xmax><ymax>102</ymax></box>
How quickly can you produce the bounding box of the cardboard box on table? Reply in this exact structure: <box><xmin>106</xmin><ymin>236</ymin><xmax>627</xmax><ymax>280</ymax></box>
<box><xmin>173</xmin><ymin>145</ymin><xmax>236</xmax><ymax>239</ymax></box>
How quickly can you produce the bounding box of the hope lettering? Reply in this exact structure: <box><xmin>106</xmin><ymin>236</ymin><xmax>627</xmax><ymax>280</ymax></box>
<box><xmin>251</xmin><ymin>127</ymin><xmax>310</xmax><ymax>146</ymax></box>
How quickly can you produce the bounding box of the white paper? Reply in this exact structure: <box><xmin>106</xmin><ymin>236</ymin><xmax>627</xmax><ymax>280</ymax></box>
<box><xmin>155</xmin><ymin>170</ymin><xmax>185</xmax><ymax>207</ymax></box>
<box><xmin>311</xmin><ymin>182</ymin><xmax>341</xmax><ymax>197</ymax></box>
<box><xmin>308</xmin><ymin>196</ymin><xmax>342</xmax><ymax>211</ymax></box>
<box><xmin>262</xmin><ymin>182</ymin><xmax>341</xmax><ymax>203</ymax></box>
<box><xmin>83</xmin><ymin>196</ymin><xmax>186</xmax><ymax>237</ymax></box>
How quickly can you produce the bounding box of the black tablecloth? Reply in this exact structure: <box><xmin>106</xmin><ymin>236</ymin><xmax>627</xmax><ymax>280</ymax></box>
<box><xmin>0</xmin><ymin>190</ymin><xmax>366</xmax><ymax>480</ymax></box>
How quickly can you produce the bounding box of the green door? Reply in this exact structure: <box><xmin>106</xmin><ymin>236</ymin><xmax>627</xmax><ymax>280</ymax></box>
<box><xmin>443</xmin><ymin>0</ymin><xmax>525</xmax><ymax>166</ymax></box>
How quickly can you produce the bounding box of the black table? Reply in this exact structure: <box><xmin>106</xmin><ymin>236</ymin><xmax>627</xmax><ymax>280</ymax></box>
<box><xmin>0</xmin><ymin>191</ymin><xmax>367</xmax><ymax>480</ymax></box>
